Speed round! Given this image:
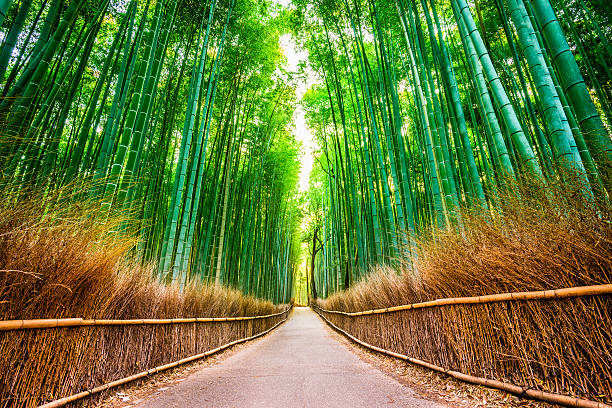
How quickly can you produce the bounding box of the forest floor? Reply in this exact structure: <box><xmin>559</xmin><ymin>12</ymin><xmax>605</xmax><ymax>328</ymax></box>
<box><xmin>98</xmin><ymin>307</ymin><xmax>553</xmax><ymax>408</ymax></box>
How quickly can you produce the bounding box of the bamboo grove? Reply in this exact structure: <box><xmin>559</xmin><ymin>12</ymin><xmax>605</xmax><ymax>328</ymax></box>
<box><xmin>0</xmin><ymin>0</ymin><xmax>301</xmax><ymax>303</ymax></box>
<box><xmin>0</xmin><ymin>0</ymin><xmax>610</xmax><ymax>303</ymax></box>
<box><xmin>294</xmin><ymin>0</ymin><xmax>612</xmax><ymax>297</ymax></box>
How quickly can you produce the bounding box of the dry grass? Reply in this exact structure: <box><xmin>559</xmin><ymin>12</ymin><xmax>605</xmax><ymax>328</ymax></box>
<box><xmin>315</xmin><ymin>176</ymin><xmax>612</xmax><ymax>404</ymax></box>
<box><xmin>0</xmin><ymin>188</ymin><xmax>287</xmax><ymax>407</ymax></box>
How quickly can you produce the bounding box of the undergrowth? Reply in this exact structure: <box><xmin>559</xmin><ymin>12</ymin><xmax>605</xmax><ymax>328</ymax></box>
<box><xmin>319</xmin><ymin>175</ymin><xmax>612</xmax><ymax>311</ymax></box>
<box><xmin>0</xmin><ymin>187</ymin><xmax>280</xmax><ymax>320</ymax></box>
<box><xmin>0</xmin><ymin>186</ymin><xmax>285</xmax><ymax>407</ymax></box>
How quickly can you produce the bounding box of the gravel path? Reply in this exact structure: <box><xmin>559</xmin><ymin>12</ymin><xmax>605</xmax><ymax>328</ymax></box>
<box><xmin>137</xmin><ymin>307</ymin><xmax>449</xmax><ymax>408</ymax></box>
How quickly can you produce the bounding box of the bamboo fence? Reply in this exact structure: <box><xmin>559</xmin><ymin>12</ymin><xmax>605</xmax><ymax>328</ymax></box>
<box><xmin>0</xmin><ymin>307</ymin><xmax>291</xmax><ymax>407</ymax></box>
<box><xmin>313</xmin><ymin>284</ymin><xmax>612</xmax><ymax>408</ymax></box>
<box><xmin>37</xmin><ymin>316</ymin><xmax>289</xmax><ymax>408</ymax></box>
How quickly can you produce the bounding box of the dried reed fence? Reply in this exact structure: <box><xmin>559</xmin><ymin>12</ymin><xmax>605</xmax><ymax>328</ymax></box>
<box><xmin>0</xmin><ymin>307</ymin><xmax>290</xmax><ymax>408</ymax></box>
<box><xmin>313</xmin><ymin>284</ymin><xmax>611</xmax><ymax>408</ymax></box>
<box><xmin>37</xmin><ymin>312</ymin><xmax>290</xmax><ymax>408</ymax></box>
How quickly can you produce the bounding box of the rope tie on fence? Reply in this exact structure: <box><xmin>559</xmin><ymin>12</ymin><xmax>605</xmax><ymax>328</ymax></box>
<box><xmin>520</xmin><ymin>385</ymin><xmax>538</xmax><ymax>399</ymax></box>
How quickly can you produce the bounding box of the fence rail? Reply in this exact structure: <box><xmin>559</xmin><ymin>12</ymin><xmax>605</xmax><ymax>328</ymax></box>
<box><xmin>315</xmin><ymin>283</ymin><xmax>612</xmax><ymax>316</ymax></box>
<box><xmin>0</xmin><ymin>309</ymin><xmax>289</xmax><ymax>331</ymax></box>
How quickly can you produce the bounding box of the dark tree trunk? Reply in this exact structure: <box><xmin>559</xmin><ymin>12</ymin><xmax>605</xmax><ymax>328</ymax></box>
<box><xmin>310</xmin><ymin>227</ymin><xmax>319</xmax><ymax>299</ymax></box>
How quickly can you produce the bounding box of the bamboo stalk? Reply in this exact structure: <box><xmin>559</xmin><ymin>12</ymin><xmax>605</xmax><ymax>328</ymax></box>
<box><xmin>313</xmin><ymin>306</ymin><xmax>611</xmax><ymax>408</ymax></box>
<box><xmin>37</xmin><ymin>309</ymin><xmax>291</xmax><ymax>408</ymax></box>
<box><xmin>315</xmin><ymin>284</ymin><xmax>612</xmax><ymax>316</ymax></box>
<box><xmin>0</xmin><ymin>307</ymin><xmax>291</xmax><ymax>331</ymax></box>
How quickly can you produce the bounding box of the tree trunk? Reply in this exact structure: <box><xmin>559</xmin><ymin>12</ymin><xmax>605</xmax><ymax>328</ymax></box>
<box><xmin>310</xmin><ymin>228</ymin><xmax>319</xmax><ymax>300</ymax></box>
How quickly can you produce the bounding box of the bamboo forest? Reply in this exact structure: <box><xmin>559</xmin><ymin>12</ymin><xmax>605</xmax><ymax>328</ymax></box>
<box><xmin>0</xmin><ymin>0</ymin><xmax>610</xmax><ymax>406</ymax></box>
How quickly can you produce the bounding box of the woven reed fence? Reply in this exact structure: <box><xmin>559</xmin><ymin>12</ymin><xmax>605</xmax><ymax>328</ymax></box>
<box><xmin>0</xmin><ymin>307</ymin><xmax>291</xmax><ymax>407</ymax></box>
<box><xmin>313</xmin><ymin>284</ymin><xmax>612</xmax><ymax>408</ymax></box>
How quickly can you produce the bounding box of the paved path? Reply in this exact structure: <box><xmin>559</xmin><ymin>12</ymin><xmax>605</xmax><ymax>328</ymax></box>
<box><xmin>138</xmin><ymin>307</ymin><xmax>448</xmax><ymax>408</ymax></box>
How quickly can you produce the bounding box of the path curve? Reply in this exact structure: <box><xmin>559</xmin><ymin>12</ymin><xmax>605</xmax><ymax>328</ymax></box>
<box><xmin>138</xmin><ymin>307</ymin><xmax>448</xmax><ymax>408</ymax></box>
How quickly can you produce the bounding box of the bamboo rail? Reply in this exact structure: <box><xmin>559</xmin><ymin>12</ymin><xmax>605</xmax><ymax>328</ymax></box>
<box><xmin>315</xmin><ymin>284</ymin><xmax>612</xmax><ymax>316</ymax></box>
<box><xmin>37</xmin><ymin>308</ymin><xmax>291</xmax><ymax>408</ymax></box>
<box><xmin>312</xmin><ymin>305</ymin><xmax>611</xmax><ymax>408</ymax></box>
<box><xmin>0</xmin><ymin>308</ymin><xmax>290</xmax><ymax>331</ymax></box>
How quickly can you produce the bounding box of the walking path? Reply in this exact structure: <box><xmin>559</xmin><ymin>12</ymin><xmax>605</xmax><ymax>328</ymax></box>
<box><xmin>138</xmin><ymin>307</ymin><xmax>448</xmax><ymax>407</ymax></box>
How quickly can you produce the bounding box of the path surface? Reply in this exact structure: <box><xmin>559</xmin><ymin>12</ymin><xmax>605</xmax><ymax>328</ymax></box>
<box><xmin>138</xmin><ymin>307</ymin><xmax>448</xmax><ymax>408</ymax></box>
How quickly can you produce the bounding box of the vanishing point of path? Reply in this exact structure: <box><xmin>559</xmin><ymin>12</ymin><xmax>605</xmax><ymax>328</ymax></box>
<box><xmin>138</xmin><ymin>307</ymin><xmax>448</xmax><ymax>408</ymax></box>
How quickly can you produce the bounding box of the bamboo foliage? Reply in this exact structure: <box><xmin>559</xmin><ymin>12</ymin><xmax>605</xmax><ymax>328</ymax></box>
<box><xmin>0</xmin><ymin>0</ymin><xmax>302</xmax><ymax>303</ymax></box>
<box><xmin>296</xmin><ymin>0</ymin><xmax>611</xmax><ymax>297</ymax></box>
